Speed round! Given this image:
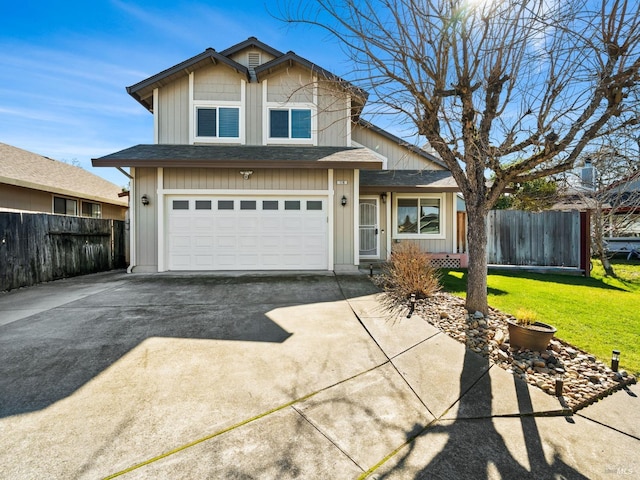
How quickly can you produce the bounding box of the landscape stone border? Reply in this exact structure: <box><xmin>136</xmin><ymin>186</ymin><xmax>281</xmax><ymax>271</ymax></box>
<box><xmin>412</xmin><ymin>291</ymin><xmax>637</xmax><ymax>412</ymax></box>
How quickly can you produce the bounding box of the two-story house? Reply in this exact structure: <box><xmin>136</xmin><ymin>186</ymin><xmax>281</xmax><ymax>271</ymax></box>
<box><xmin>93</xmin><ymin>37</ymin><xmax>466</xmax><ymax>273</ymax></box>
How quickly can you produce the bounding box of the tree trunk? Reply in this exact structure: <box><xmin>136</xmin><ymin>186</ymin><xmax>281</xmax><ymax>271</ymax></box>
<box><xmin>592</xmin><ymin>207</ymin><xmax>616</xmax><ymax>277</ymax></box>
<box><xmin>465</xmin><ymin>205</ymin><xmax>489</xmax><ymax>315</ymax></box>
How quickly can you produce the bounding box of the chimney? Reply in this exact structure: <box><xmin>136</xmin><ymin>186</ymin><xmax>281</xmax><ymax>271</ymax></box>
<box><xmin>581</xmin><ymin>159</ymin><xmax>594</xmax><ymax>189</ymax></box>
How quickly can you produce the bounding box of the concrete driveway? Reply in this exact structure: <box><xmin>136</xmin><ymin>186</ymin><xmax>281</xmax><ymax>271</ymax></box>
<box><xmin>1</xmin><ymin>271</ymin><xmax>638</xmax><ymax>479</ymax></box>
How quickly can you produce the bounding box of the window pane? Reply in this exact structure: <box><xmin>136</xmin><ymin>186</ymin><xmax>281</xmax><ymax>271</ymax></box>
<box><xmin>195</xmin><ymin>200</ymin><xmax>212</xmax><ymax>210</ymax></box>
<box><xmin>219</xmin><ymin>108</ymin><xmax>239</xmax><ymax>137</ymax></box>
<box><xmin>240</xmin><ymin>200</ymin><xmax>256</xmax><ymax>210</ymax></box>
<box><xmin>54</xmin><ymin>197</ymin><xmax>66</xmax><ymax>214</ymax></box>
<box><xmin>284</xmin><ymin>200</ymin><xmax>300</xmax><ymax>210</ymax></box>
<box><xmin>172</xmin><ymin>200</ymin><xmax>189</xmax><ymax>210</ymax></box>
<box><xmin>307</xmin><ymin>200</ymin><xmax>322</xmax><ymax>211</ymax></box>
<box><xmin>66</xmin><ymin>199</ymin><xmax>77</xmax><ymax>215</ymax></box>
<box><xmin>82</xmin><ymin>202</ymin><xmax>101</xmax><ymax>218</ymax></box>
<box><xmin>397</xmin><ymin>199</ymin><xmax>418</xmax><ymax>233</ymax></box>
<box><xmin>218</xmin><ymin>200</ymin><xmax>234</xmax><ymax>210</ymax></box>
<box><xmin>263</xmin><ymin>200</ymin><xmax>278</xmax><ymax>210</ymax></box>
<box><xmin>270</xmin><ymin>110</ymin><xmax>289</xmax><ymax>138</ymax></box>
<box><xmin>420</xmin><ymin>199</ymin><xmax>440</xmax><ymax>234</ymax></box>
<box><xmin>197</xmin><ymin>108</ymin><xmax>217</xmax><ymax>137</ymax></box>
<box><xmin>291</xmin><ymin>109</ymin><xmax>311</xmax><ymax>138</ymax></box>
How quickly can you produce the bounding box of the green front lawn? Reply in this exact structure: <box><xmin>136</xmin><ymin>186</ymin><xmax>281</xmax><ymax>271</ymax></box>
<box><xmin>441</xmin><ymin>260</ymin><xmax>640</xmax><ymax>376</ymax></box>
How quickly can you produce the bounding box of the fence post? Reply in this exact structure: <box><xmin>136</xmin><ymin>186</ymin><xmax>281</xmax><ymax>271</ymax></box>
<box><xmin>580</xmin><ymin>210</ymin><xmax>592</xmax><ymax>277</ymax></box>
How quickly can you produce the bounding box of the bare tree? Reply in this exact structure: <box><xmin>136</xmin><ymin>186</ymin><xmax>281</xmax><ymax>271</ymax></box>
<box><xmin>283</xmin><ymin>0</ymin><xmax>640</xmax><ymax>313</ymax></box>
<box><xmin>559</xmin><ymin>130</ymin><xmax>640</xmax><ymax>276</ymax></box>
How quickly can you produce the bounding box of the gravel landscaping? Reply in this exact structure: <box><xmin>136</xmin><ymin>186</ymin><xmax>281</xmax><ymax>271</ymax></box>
<box><xmin>413</xmin><ymin>291</ymin><xmax>637</xmax><ymax>412</ymax></box>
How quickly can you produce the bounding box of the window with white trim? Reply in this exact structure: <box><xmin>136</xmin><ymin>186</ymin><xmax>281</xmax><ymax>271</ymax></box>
<box><xmin>53</xmin><ymin>196</ymin><xmax>78</xmax><ymax>216</ymax></box>
<box><xmin>81</xmin><ymin>201</ymin><xmax>102</xmax><ymax>218</ymax></box>
<box><xmin>267</xmin><ymin>107</ymin><xmax>315</xmax><ymax>143</ymax></box>
<box><xmin>394</xmin><ymin>195</ymin><xmax>445</xmax><ymax>238</ymax></box>
<box><xmin>195</xmin><ymin>106</ymin><xmax>240</xmax><ymax>141</ymax></box>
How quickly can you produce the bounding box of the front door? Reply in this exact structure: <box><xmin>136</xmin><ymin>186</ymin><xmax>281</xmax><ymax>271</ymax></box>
<box><xmin>359</xmin><ymin>197</ymin><xmax>379</xmax><ymax>258</ymax></box>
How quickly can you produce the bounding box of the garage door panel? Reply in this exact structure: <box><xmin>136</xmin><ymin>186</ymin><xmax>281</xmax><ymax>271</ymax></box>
<box><xmin>167</xmin><ymin>196</ymin><xmax>328</xmax><ymax>270</ymax></box>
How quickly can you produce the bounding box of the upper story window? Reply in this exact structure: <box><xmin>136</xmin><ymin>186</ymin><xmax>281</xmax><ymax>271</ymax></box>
<box><xmin>269</xmin><ymin>108</ymin><xmax>312</xmax><ymax>139</ymax></box>
<box><xmin>394</xmin><ymin>195</ymin><xmax>445</xmax><ymax>239</ymax></box>
<box><xmin>53</xmin><ymin>196</ymin><xmax>78</xmax><ymax>216</ymax></box>
<box><xmin>195</xmin><ymin>106</ymin><xmax>240</xmax><ymax>140</ymax></box>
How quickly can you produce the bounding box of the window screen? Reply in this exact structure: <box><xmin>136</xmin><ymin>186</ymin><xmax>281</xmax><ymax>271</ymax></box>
<box><xmin>197</xmin><ymin>108</ymin><xmax>217</xmax><ymax>137</ymax></box>
<box><xmin>270</xmin><ymin>110</ymin><xmax>289</xmax><ymax>138</ymax></box>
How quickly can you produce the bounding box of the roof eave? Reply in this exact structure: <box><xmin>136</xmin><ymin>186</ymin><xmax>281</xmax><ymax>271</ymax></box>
<box><xmin>127</xmin><ymin>49</ymin><xmax>250</xmax><ymax>112</ymax></box>
<box><xmin>92</xmin><ymin>158</ymin><xmax>383</xmax><ymax>170</ymax></box>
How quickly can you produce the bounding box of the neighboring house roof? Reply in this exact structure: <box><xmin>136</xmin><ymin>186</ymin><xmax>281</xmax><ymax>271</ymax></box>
<box><xmin>93</xmin><ymin>144</ymin><xmax>384</xmax><ymax>170</ymax></box>
<box><xmin>356</xmin><ymin>119</ymin><xmax>447</xmax><ymax>169</ymax></box>
<box><xmin>360</xmin><ymin>169</ymin><xmax>459</xmax><ymax>192</ymax></box>
<box><xmin>0</xmin><ymin>143</ymin><xmax>128</xmax><ymax>206</ymax></box>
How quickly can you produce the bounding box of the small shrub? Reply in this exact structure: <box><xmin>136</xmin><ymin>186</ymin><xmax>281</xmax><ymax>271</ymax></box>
<box><xmin>515</xmin><ymin>307</ymin><xmax>538</xmax><ymax>326</ymax></box>
<box><xmin>375</xmin><ymin>242</ymin><xmax>441</xmax><ymax>301</ymax></box>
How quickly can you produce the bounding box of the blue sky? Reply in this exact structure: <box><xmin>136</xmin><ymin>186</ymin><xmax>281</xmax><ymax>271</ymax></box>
<box><xmin>0</xmin><ymin>1</ymin><xmax>352</xmax><ymax>187</ymax></box>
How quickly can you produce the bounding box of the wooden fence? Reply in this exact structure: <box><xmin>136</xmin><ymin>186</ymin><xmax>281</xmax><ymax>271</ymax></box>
<box><xmin>0</xmin><ymin>212</ymin><xmax>126</xmax><ymax>291</ymax></box>
<box><xmin>486</xmin><ymin>210</ymin><xmax>582</xmax><ymax>268</ymax></box>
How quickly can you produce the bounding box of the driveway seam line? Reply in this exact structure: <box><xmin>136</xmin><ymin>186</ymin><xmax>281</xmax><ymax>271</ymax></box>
<box><xmin>103</xmin><ymin>363</ymin><xmax>389</xmax><ymax>479</ymax></box>
<box><xmin>290</xmin><ymin>405</ymin><xmax>365</xmax><ymax>473</ymax></box>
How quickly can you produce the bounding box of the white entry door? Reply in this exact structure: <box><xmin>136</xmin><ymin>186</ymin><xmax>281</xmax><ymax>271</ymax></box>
<box><xmin>167</xmin><ymin>196</ymin><xmax>328</xmax><ymax>270</ymax></box>
<box><xmin>359</xmin><ymin>197</ymin><xmax>379</xmax><ymax>258</ymax></box>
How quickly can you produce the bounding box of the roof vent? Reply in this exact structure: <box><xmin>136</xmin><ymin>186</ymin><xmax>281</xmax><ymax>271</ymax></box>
<box><xmin>247</xmin><ymin>52</ymin><xmax>261</xmax><ymax>81</ymax></box>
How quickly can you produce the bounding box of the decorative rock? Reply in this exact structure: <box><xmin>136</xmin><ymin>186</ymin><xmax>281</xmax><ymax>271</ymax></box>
<box><xmin>473</xmin><ymin>311</ymin><xmax>484</xmax><ymax>319</ymax></box>
<box><xmin>407</xmin><ymin>290</ymin><xmax>636</xmax><ymax>412</ymax></box>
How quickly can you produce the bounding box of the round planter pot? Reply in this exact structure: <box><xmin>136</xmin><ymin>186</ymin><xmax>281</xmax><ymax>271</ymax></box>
<box><xmin>507</xmin><ymin>320</ymin><xmax>557</xmax><ymax>352</ymax></box>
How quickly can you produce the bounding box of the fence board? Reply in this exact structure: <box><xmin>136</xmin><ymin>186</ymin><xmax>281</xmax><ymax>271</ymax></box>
<box><xmin>486</xmin><ymin>210</ymin><xmax>580</xmax><ymax>267</ymax></box>
<box><xmin>0</xmin><ymin>212</ymin><xmax>126</xmax><ymax>291</ymax></box>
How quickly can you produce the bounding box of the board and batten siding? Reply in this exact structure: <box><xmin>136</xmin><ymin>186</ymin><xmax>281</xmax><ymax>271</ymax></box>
<box><xmin>163</xmin><ymin>168</ymin><xmax>328</xmax><ymax>190</ymax></box>
<box><xmin>158</xmin><ymin>76</ymin><xmax>189</xmax><ymax>144</ymax></box>
<box><xmin>245</xmin><ymin>82</ymin><xmax>263</xmax><ymax>145</ymax></box>
<box><xmin>317</xmin><ymin>80</ymin><xmax>349</xmax><ymax>147</ymax></box>
<box><xmin>134</xmin><ymin>167</ymin><xmax>158</xmax><ymax>271</ymax></box>
<box><xmin>266</xmin><ymin>66</ymin><xmax>314</xmax><ymax>104</ymax></box>
<box><xmin>352</xmin><ymin>124</ymin><xmax>443</xmax><ymax>170</ymax></box>
<box><xmin>193</xmin><ymin>64</ymin><xmax>242</xmax><ymax>102</ymax></box>
<box><xmin>387</xmin><ymin>192</ymin><xmax>455</xmax><ymax>256</ymax></box>
<box><xmin>333</xmin><ymin>169</ymin><xmax>355</xmax><ymax>269</ymax></box>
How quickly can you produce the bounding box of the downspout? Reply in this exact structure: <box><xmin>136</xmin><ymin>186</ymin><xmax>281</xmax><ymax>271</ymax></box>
<box><xmin>115</xmin><ymin>167</ymin><xmax>135</xmax><ymax>273</ymax></box>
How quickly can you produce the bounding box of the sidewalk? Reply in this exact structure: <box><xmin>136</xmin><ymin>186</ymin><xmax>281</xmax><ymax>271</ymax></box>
<box><xmin>0</xmin><ymin>272</ymin><xmax>638</xmax><ymax>479</ymax></box>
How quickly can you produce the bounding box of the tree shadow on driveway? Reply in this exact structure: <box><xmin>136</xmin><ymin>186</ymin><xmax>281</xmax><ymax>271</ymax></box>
<box><xmin>0</xmin><ymin>274</ymin><xmax>352</xmax><ymax>418</ymax></box>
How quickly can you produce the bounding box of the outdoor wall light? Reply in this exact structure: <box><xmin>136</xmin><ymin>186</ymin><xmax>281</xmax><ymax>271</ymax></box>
<box><xmin>407</xmin><ymin>293</ymin><xmax>416</xmax><ymax>318</ymax></box>
<box><xmin>341</xmin><ymin>195</ymin><xmax>347</xmax><ymax>206</ymax></box>
<box><xmin>381</xmin><ymin>193</ymin><xmax>387</xmax><ymax>204</ymax></box>
<box><xmin>141</xmin><ymin>194</ymin><xmax>150</xmax><ymax>206</ymax></box>
<box><xmin>611</xmin><ymin>350</ymin><xmax>620</xmax><ymax>372</ymax></box>
<box><xmin>240</xmin><ymin>170</ymin><xmax>254</xmax><ymax>180</ymax></box>
<box><xmin>555</xmin><ymin>368</ymin><xmax>565</xmax><ymax>397</ymax></box>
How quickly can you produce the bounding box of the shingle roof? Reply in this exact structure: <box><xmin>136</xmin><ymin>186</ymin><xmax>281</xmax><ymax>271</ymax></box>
<box><xmin>0</xmin><ymin>143</ymin><xmax>128</xmax><ymax>206</ymax></box>
<box><xmin>360</xmin><ymin>169</ymin><xmax>460</xmax><ymax>192</ymax></box>
<box><xmin>92</xmin><ymin>144</ymin><xmax>384</xmax><ymax>170</ymax></box>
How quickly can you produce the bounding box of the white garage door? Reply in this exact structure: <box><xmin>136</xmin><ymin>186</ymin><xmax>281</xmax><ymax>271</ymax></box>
<box><xmin>167</xmin><ymin>196</ymin><xmax>328</xmax><ymax>270</ymax></box>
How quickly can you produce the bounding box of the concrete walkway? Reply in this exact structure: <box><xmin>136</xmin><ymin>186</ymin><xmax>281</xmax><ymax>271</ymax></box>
<box><xmin>0</xmin><ymin>271</ymin><xmax>637</xmax><ymax>479</ymax></box>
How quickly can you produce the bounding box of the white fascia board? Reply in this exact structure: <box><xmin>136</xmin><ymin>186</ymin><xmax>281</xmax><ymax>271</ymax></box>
<box><xmin>157</xmin><ymin>168</ymin><xmax>165</xmax><ymax>272</ymax></box>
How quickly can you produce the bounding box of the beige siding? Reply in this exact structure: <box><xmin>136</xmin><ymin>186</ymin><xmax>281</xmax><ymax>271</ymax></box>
<box><xmin>134</xmin><ymin>168</ymin><xmax>158</xmax><ymax>270</ymax></box>
<box><xmin>267</xmin><ymin>66</ymin><xmax>314</xmax><ymax>103</ymax></box>
<box><xmin>0</xmin><ymin>184</ymin><xmax>52</xmax><ymax>213</ymax></box>
<box><xmin>317</xmin><ymin>80</ymin><xmax>349</xmax><ymax>147</ymax></box>
<box><xmin>0</xmin><ymin>183</ymin><xmax>126</xmax><ymax>220</ymax></box>
<box><xmin>352</xmin><ymin>124</ymin><xmax>443</xmax><ymax>170</ymax></box>
<box><xmin>194</xmin><ymin>64</ymin><xmax>242</xmax><ymax>102</ymax></box>
<box><xmin>158</xmin><ymin>76</ymin><xmax>189</xmax><ymax>144</ymax></box>
<box><xmin>163</xmin><ymin>168</ymin><xmax>328</xmax><ymax>190</ymax></box>
<box><xmin>390</xmin><ymin>192</ymin><xmax>454</xmax><ymax>254</ymax></box>
<box><xmin>245</xmin><ymin>82</ymin><xmax>262</xmax><ymax>145</ymax></box>
<box><xmin>333</xmin><ymin>169</ymin><xmax>355</xmax><ymax>268</ymax></box>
